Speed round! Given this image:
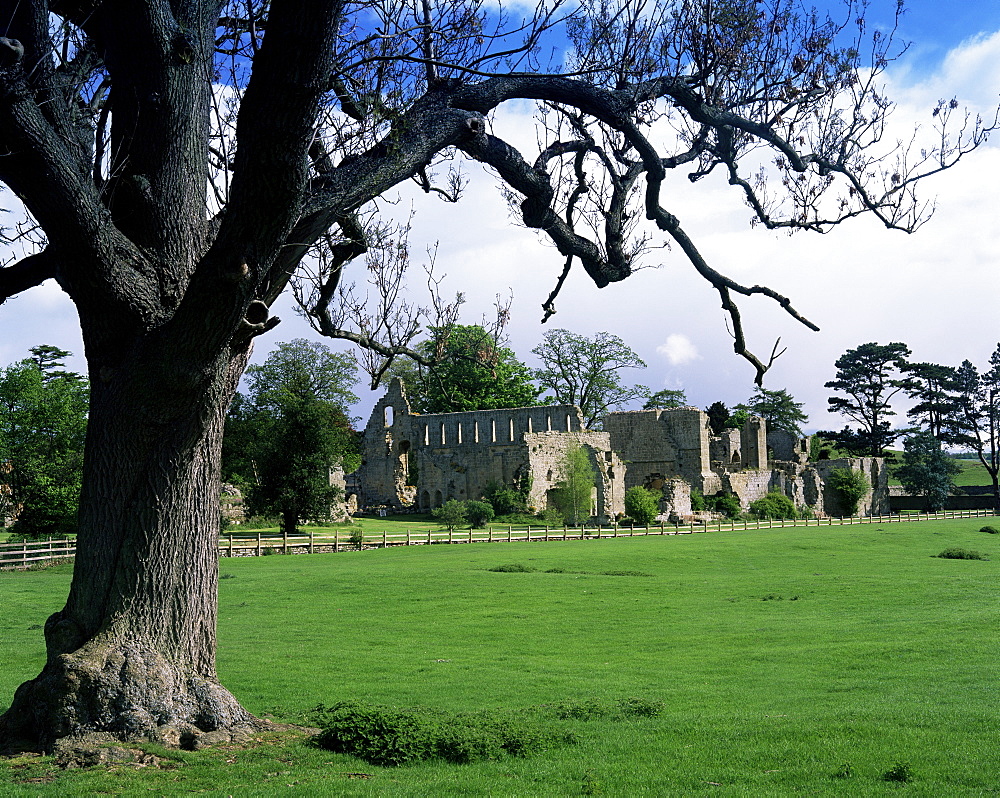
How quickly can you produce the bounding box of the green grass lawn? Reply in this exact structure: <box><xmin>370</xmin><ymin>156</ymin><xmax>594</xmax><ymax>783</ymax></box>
<box><xmin>3</xmin><ymin>517</ymin><xmax>1000</xmax><ymax>795</ymax></box>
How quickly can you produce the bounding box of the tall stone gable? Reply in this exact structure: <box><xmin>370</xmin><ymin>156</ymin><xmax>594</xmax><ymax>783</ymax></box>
<box><xmin>353</xmin><ymin>378</ymin><xmax>626</xmax><ymax>521</ymax></box>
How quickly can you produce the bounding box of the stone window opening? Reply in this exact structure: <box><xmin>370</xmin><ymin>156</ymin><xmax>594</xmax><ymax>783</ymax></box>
<box><xmin>440</xmin><ymin>422</ymin><xmax>446</xmax><ymax>445</ymax></box>
<box><xmin>384</xmin><ymin>406</ymin><xmax>394</xmax><ymax>427</ymax></box>
<box><xmin>474</xmin><ymin>420</ymin><xmax>480</xmax><ymax>443</ymax></box>
<box><xmin>509</xmin><ymin>418</ymin><xmax>514</xmax><ymax>442</ymax></box>
<box><xmin>457</xmin><ymin>423</ymin><xmax>463</xmax><ymax>444</ymax></box>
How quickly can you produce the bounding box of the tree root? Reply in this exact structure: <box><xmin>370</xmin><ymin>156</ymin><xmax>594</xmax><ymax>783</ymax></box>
<box><xmin>0</xmin><ymin>637</ymin><xmax>263</xmax><ymax>755</ymax></box>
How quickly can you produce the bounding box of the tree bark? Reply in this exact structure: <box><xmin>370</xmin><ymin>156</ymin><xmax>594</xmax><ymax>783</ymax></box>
<box><xmin>0</xmin><ymin>342</ymin><xmax>261</xmax><ymax>752</ymax></box>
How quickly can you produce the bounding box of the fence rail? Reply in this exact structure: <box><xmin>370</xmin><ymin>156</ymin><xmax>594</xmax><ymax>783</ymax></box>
<box><xmin>2</xmin><ymin>508</ymin><xmax>997</xmax><ymax>567</ymax></box>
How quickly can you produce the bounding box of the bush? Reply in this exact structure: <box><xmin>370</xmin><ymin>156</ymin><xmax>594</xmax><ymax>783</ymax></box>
<box><xmin>689</xmin><ymin>487</ymin><xmax>706</xmax><ymax>512</ymax></box>
<box><xmin>482</xmin><ymin>483</ymin><xmax>525</xmax><ymax>516</ymax></box>
<box><xmin>704</xmin><ymin>492</ymin><xmax>742</xmax><ymax>519</ymax></box>
<box><xmin>624</xmin><ymin>486</ymin><xmax>660</xmax><ymax>525</ymax></box>
<box><xmin>748</xmin><ymin>491</ymin><xmax>797</xmax><ymax>520</ymax></box>
<box><xmin>537</xmin><ymin>507</ymin><xmax>565</xmax><ymax>526</ymax></box>
<box><xmin>465</xmin><ymin>500</ymin><xmax>495</xmax><ymax>529</ymax></box>
<box><xmin>312</xmin><ymin>701</ymin><xmax>575</xmax><ymax>766</ymax></box>
<box><xmin>488</xmin><ymin>563</ymin><xmax>536</xmax><ymax>572</ymax></box>
<box><xmin>936</xmin><ymin>547</ymin><xmax>988</xmax><ymax>560</ymax></box>
<box><xmin>981</xmin><ymin>525</ymin><xmax>999</xmax><ymax>534</ymax></box>
<box><xmin>432</xmin><ymin>499</ymin><xmax>468</xmax><ymax>531</ymax></box>
<box><xmin>883</xmin><ymin>762</ymin><xmax>914</xmax><ymax>783</ymax></box>
<box><xmin>827</xmin><ymin>467</ymin><xmax>870</xmax><ymax>516</ymax></box>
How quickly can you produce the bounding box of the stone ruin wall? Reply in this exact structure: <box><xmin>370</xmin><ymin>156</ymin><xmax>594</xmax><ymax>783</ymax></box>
<box><xmin>523</xmin><ymin>431</ymin><xmax>625</xmax><ymax>521</ymax></box>
<box><xmin>355</xmin><ymin>380</ymin><xmax>887</xmax><ymax>522</ymax></box>
<box><xmin>355</xmin><ymin>379</ymin><xmax>625</xmax><ymax>520</ymax></box>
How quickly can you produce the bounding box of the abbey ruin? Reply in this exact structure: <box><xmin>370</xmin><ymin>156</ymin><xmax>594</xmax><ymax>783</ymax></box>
<box><xmin>352</xmin><ymin>378</ymin><xmax>888</xmax><ymax>521</ymax></box>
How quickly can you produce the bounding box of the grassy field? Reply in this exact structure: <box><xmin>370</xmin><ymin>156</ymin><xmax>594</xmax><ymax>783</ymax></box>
<box><xmin>2</xmin><ymin>517</ymin><xmax>1000</xmax><ymax>795</ymax></box>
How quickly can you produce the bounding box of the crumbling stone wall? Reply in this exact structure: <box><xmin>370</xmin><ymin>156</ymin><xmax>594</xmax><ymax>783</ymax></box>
<box><xmin>354</xmin><ymin>379</ymin><xmax>624</xmax><ymax>521</ymax></box>
<box><xmin>355</xmin><ymin>382</ymin><xmax>888</xmax><ymax>521</ymax></box>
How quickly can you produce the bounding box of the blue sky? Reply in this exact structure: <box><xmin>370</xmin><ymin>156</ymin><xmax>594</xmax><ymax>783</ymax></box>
<box><xmin>3</xmin><ymin>1</ymin><xmax>1000</xmax><ymax>434</ymax></box>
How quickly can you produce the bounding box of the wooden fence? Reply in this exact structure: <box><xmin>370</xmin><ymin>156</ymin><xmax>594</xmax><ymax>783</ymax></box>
<box><xmin>2</xmin><ymin>508</ymin><xmax>997</xmax><ymax>567</ymax></box>
<box><xmin>0</xmin><ymin>537</ymin><xmax>77</xmax><ymax>569</ymax></box>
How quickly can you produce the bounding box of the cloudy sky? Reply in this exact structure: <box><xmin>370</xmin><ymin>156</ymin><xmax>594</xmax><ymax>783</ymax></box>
<box><xmin>2</xmin><ymin>1</ymin><xmax>1000</xmax><ymax>434</ymax></box>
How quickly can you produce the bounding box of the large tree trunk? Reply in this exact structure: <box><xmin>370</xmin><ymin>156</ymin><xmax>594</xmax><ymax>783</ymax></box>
<box><xmin>0</xmin><ymin>344</ymin><xmax>261</xmax><ymax>752</ymax></box>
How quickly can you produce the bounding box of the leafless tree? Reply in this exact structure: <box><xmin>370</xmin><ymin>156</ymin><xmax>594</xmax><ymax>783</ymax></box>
<box><xmin>0</xmin><ymin>0</ymin><xmax>990</xmax><ymax>751</ymax></box>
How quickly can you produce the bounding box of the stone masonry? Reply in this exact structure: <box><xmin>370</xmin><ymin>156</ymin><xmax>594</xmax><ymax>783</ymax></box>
<box><xmin>352</xmin><ymin>380</ymin><xmax>888</xmax><ymax>521</ymax></box>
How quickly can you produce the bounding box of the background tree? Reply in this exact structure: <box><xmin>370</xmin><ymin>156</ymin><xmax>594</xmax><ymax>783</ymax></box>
<box><xmin>533</xmin><ymin>330</ymin><xmax>646</xmax><ymax>428</ymax></box>
<box><xmin>0</xmin><ymin>0</ymin><xmax>987</xmax><ymax>750</ymax></box>
<box><xmin>819</xmin><ymin>343</ymin><xmax>918</xmax><ymax>457</ymax></box>
<box><xmin>643</xmin><ymin>389</ymin><xmax>688</xmax><ymax>410</ymax></box>
<box><xmin>903</xmin><ymin>362</ymin><xmax>960</xmax><ymax>441</ymax></box>
<box><xmin>895</xmin><ymin>431</ymin><xmax>961</xmax><ymax>512</ymax></box>
<box><xmin>384</xmin><ymin>325</ymin><xmax>541</xmax><ymax>413</ymax></box>
<box><xmin>0</xmin><ymin>347</ymin><xmax>88</xmax><ymax>538</ymax></box>
<box><xmin>550</xmin><ymin>446</ymin><xmax>596</xmax><ymax>526</ymax></box>
<box><xmin>224</xmin><ymin>341</ymin><xmax>360</xmax><ymax>535</ymax></box>
<box><xmin>706</xmin><ymin>401</ymin><xmax>731</xmax><ymax>436</ymax></box>
<box><xmin>735</xmin><ymin>387</ymin><xmax>807</xmax><ymax>436</ymax></box>
<box><xmin>948</xmin><ymin>352</ymin><xmax>1000</xmax><ymax>511</ymax></box>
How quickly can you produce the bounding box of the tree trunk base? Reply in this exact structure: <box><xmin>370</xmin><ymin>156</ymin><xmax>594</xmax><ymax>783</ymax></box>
<box><xmin>0</xmin><ymin>633</ymin><xmax>262</xmax><ymax>755</ymax></box>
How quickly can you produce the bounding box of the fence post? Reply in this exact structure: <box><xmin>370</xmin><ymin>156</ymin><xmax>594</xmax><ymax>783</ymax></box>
<box><xmin>283</xmin><ymin>527</ymin><xmax>288</xmax><ymax>555</ymax></box>
<box><xmin>383</xmin><ymin>529</ymin><xmax>387</xmax><ymax>548</ymax></box>
<box><xmin>229</xmin><ymin>534</ymin><xmax>234</xmax><ymax>557</ymax></box>
<box><xmin>428</xmin><ymin>528</ymin><xmax>432</xmax><ymax>545</ymax></box>
<box><xmin>508</xmin><ymin>525</ymin><xmax>512</xmax><ymax>542</ymax></box>
<box><xmin>449</xmin><ymin>528</ymin><xmax>453</xmax><ymax>544</ymax></box>
<box><xmin>310</xmin><ymin>529</ymin><xmax>315</xmax><ymax>554</ymax></box>
<box><xmin>256</xmin><ymin>532</ymin><xmax>261</xmax><ymax>557</ymax></box>
<box><xmin>469</xmin><ymin>527</ymin><xmax>473</xmax><ymax>544</ymax></box>
<box><xmin>335</xmin><ymin>527</ymin><xmax>339</xmax><ymax>552</ymax></box>
<box><xmin>488</xmin><ymin>527</ymin><xmax>492</xmax><ymax>543</ymax></box>
<box><xmin>407</xmin><ymin>528</ymin><xmax>411</xmax><ymax>546</ymax></box>
<box><xmin>544</xmin><ymin>526</ymin><xmax>549</xmax><ymax>542</ymax></box>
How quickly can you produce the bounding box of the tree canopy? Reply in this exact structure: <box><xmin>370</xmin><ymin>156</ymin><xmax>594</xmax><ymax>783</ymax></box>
<box><xmin>224</xmin><ymin>340</ymin><xmax>360</xmax><ymax>533</ymax></box>
<box><xmin>895</xmin><ymin>431</ymin><xmax>961</xmax><ymax>512</ymax></box>
<box><xmin>0</xmin><ymin>346</ymin><xmax>88</xmax><ymax>538</ymax></box>
<box><xmin>532</xmin><ymin>329</ymin><xmax>646</xmax><ymax>428</ymax></box>
<box><xmin>735</xmin><ymin>386</ymin><xmax>808</xmax><ymax>436</ymax></box>
<box><xmin>820</xmin><ymin>342</ymin><xmax>917</xmax><ymax>457</ymax></box>
<box><xmin>0</xmin><ymin>0</ymin><xmax>990</xmax><ymax>752</ymax></box>
<box><xmin>384</xmin><ymin>324</ymin><xmax>541</xmax><ymax>413</ymax></box>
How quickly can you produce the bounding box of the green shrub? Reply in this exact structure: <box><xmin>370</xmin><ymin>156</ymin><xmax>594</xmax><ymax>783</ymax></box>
<box><xmin>542</xmin><ymin>697</ymin><xmax>663</xmax><ymax>721</ymax></box>
<box><xmin>624</xmin><ymin>486</ymin><xmax>660</xmax><ymax>525</ymax></box>
<box><xmin>536</xmin><ymin>507</ymin><xmax>565</xmax><ymax>526</ymax></box>
<box><xmin>482</xmin><ymin>483</ymin><xmax>525</xmax><ymax>516</ymax></box>
<box><xmin>706</xmin><ymin>492</ymin><xmax>742</xmax><ymax>519</ymax></box>
<box><xmin>748</xmin><ymin>491</ymin><xmax>797</xmax><ymax>520</ymax></box>
<box><xmin>981</xmin><ymin>525</ymin><xmax>999</xmax><ymax>534</ymax></box>
<box><xmin>883</xmin><ymin>762</ymin><xmax>914</xmax><ymax>783</ymax></box>
<box><xmin>348</xmin><ymin>528</ymin><xmax>364</xmax><ymax>546</ymax></box>
<box><xmin>465</xmin><ymin>500</ymin><xmax>495</xmax><ymax>529</ymax></box>
<box><xmin>937</xmin><ymin>547</ymin><xmax>988</xmax><ymax>560</ymax></box>
<box><xmin>312</xmin><ymin>701</ymin><xmax>575</xmax><ymax>766</ymax></box>
<box><xmin>489</xmin><ymin>563</ymin><xmax>536</xmax><ymax>572</ymax></box>
<box><xmin>432</xmin><ymin>499</ymin><xmax>468</xmax><ymax>531</ymax></box>
<box><xmin>827</xmin><ymin>467</ymin><xmax>870</xmax><ymax>516</ymax></box>
<box><xmin>690</xmin><ymin>487</ymin><xmax>706</xmax><ymax>512</ymax></box>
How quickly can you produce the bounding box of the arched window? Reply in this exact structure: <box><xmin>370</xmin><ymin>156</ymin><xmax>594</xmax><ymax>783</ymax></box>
<box><xmin>384</xmin><ymin>406</ymin><xmax>394</xmax><ymax>427</ymax></box>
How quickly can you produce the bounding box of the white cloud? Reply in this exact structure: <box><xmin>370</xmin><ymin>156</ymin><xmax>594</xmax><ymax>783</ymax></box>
<box><xmin>657</xmin><ymin>334</ymin><xmax>701</xmax><ymax>367</ymax></box>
